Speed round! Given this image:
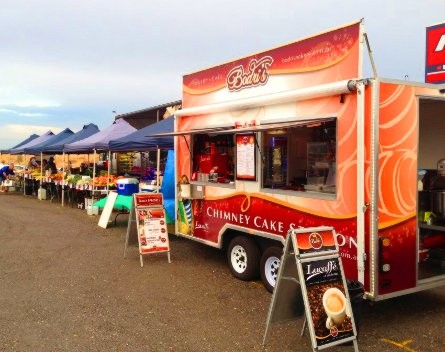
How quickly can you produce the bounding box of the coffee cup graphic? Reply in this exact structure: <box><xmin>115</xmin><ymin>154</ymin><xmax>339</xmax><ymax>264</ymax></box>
<box><xmin>322</xmin><ymin>287</ymin><xmax>347</xmax><ymax>327</ymax></box>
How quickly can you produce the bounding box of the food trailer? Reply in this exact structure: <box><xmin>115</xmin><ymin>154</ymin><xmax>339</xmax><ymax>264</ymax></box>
<box><xmin>166</xmin><ymin>19</ymin><xmax>445</xmax><ymax>300</ymax></box>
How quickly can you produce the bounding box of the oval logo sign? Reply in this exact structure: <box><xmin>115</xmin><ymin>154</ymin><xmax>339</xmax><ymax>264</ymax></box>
<box><xmin>309</xmin><ymin>232</ymin><xmax>323</xmax><ymax>250</ymax></box>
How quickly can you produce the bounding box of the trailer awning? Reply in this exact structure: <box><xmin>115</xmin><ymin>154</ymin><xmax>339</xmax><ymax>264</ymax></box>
<box><xmin>150</xmin><ymin>116</ymin><xmax>335</xmax><ymax>137</ymax></box>
<box><xmin>213</xmin><ymin>117</ymin><xmax>335</xmax><ymax>135</ymax></box>
<box><xmin>147</xmin><ymin>126</ymin><xmax>233</xmax><ymax>137</ymax></box>
<box><xmin>175</xmin><ymin>79</ymin><xmax>358</xmax><ymax>118</ymax></box>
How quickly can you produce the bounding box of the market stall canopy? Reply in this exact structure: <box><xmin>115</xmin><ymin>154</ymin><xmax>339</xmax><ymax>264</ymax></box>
<box><xmin>43</xmin><ymin>123</ymin><xmax>100</xmax><ymax>154</ymax></box>
<box><xmin>109</xmin><ymin>116</ymin><xmax>174</xmax><ymax>151</ymax></box>
<box><xmin>9</xmin><ymin>131</ymin><xmax>54</xmax><ymax>155</ymax></box>
<box><xmin>1</xmin><ymin>133</ymin><xmax>40</xmax><ymax>153</ymax></box>
<box><xmin>64</xmin><ymin>119</ymin><xmax>137</xmax><ymax>153</ymax></box>
<box><xmin>24</xmin><ymin>128</ymin><xmax>74</xmax><ymax>155</ymax></box>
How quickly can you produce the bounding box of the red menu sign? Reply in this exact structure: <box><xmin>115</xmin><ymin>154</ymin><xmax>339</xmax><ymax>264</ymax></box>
<box><xmin>236</xmin><ymin>134</ymin><xmax>256</xmax><ymax>180</ymax></box>
<box><xmin>133</xmin><ymin>193</ymin><xmax>170</xmax><ymax>257</ymax></box>
<box><xmin>426</xmin><ymin>22</ymin><xmax>445</xmax><ymax>83</ymax></box>
<box><xmin>136</xmin><ymin>208</ymin><xmax>170</xmax><ymax>254</ymax></box>
<box><xmin>135</xmin><ymin>193</ymin><xmax>163</xmax><ymax>207</ymax></box>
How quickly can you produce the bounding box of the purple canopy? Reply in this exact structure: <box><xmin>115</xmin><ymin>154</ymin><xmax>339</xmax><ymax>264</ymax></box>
<box><xmin>64</xmin><ymin>119</ymin><xmax>137</xmax><ymax>153</ymax></box>
<box><xmin>9</xmin><ymin>131</ymin><xmax>55</xmax><ymax>155</ymax></box>
<box><xmin>43</xmin><ymin>123</ymin><xmax>100</xmax><ymax>154</ymax></box>
<box><xmin>24</xmin><ymin>128</ymin><xmax>74</xmax><ymax>154</ymax></box>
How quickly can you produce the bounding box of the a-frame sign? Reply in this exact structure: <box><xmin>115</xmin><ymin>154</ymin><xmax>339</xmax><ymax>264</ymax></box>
<box><xmin>263</xmin><ymin>226</ymin><xmax>359</xmax><ymax>351</ymax></box>
<box><xmin>124</xmin><ymin>193</ymin><xmax>171</xmax><ymax>267</ymax></box>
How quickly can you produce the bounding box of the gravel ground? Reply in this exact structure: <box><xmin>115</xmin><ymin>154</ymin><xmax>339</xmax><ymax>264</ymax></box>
<box><xmin>1</xmin><ymin>192</ymin><xmax>445</xmax><ymax>352</ymax></box>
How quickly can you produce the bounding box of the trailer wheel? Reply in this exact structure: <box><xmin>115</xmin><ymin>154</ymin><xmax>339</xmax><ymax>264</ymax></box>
<box><xmin>260</xmin><ymin>246</ymin><xmax>283</xmax><ymax>293</ymax></box>
<box><xmin>227</xmin><ymin>236</ymin><xmax>260</xmax><ymax>281</ymax></box>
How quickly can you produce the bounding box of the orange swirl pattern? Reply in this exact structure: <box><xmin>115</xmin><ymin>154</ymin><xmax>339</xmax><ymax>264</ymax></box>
<box><xmin>377</xmin><ymin>83</ymin><xmax>445</xmax><ymax>228</ymax></box>
<box><xmin>378</xmin><ymin>84</ymin><xmax>420</xmax><ymax>227</ymax></box>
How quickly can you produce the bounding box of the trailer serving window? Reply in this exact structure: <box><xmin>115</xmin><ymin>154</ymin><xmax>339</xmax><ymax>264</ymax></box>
<box><xmin>261</xmin><ymin>118</ymin><xmax>337</xmax><ymax>194</ymax></box>
<box><xmin>191</xmin><ymin>133</ymin><xmax>235</xmax><ymax>183</ymax></box>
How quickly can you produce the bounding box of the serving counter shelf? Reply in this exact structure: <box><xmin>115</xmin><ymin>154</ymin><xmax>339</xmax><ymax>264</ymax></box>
<box><xmin>419</xmin><ymin>223</ymin><xmax>445</xmax><ymax>231</ymax></box>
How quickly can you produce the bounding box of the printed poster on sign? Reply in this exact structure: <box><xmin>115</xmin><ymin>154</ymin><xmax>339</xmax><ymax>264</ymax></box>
<box><xmin>236</xmin><ymin>134</ymin><xmax>256</xmax><ymax>180</ymax></box>
<box><xmin>136</xmin><ymin>208</ymin><xmax>170</xmax><ymax>254</ymax></box>
<box><xmin>302</xmin><ymin>257</ymin><xmax>354</xmax><ymax>347</ymax></box>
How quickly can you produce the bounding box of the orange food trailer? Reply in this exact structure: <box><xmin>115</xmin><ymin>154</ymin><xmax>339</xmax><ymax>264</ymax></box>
<box><xmin>164</xmin><ymin>19</ymin><xmax>445</xmax><ymax>300</ymax></box>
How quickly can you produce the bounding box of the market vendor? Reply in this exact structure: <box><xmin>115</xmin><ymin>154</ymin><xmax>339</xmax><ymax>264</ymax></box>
<box><xmin>0</xmin><ymin>163</ymin><xmax>15</xmax><ymax>182</ymax></box>
<box><xmin>45</xmin><ymin>157</ymin><xmax>58</xmax><ymax>174</ymax></box>
<box><xmin>27</xmin><ymin>157</ymin><xmax>39</xmax><ymax>170</ymax></box>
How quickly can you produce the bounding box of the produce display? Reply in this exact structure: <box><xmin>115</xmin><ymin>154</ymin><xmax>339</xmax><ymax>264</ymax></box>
<box><xmin>26</xmin><ymin>170</ymin><xmax>122</xmax><ymax>189</ymax></box>
<box><xmin>92</xmin><ymin>171</ymin><xmax>121</xmax><ymax>187</ymax></box>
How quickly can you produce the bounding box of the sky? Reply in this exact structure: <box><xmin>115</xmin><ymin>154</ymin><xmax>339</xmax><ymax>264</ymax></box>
<box><xmin>1</xmin><ymin>0</ymin><xmax>444</xmax><ymax>150</ymax></box>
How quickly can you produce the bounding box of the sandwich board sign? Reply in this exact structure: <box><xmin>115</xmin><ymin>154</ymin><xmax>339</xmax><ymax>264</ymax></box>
<box><xmin>98</xmin><ymin>191</ymin><xmax>118</xmax><ymax>228</ymax></box>
<box><xmin>263</xmin><ymin>227</ymin><xmax>358</xmax><ymax>351</ymax></box>
<box><xmin>124</xmin><ymin>193</ymin><xmax>171</xmax><ymax>267</ymax></box>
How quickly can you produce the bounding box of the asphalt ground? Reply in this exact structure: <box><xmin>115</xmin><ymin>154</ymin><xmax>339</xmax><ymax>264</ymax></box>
<box><xmin>1</xmin><ymin>192</ymin><xmax>445</xmax><ymax>351</ymax></box>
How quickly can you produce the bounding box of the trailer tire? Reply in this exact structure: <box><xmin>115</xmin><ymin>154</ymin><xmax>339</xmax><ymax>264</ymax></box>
<box><xmin>227</xmin><ymin>236</ymin><xmax>260</xmax><ymax>281</ymax></box>
<box><xmin>260</xmin><ymin>246</ymin><xmax>283</xmax><ymax>293</ymax></box>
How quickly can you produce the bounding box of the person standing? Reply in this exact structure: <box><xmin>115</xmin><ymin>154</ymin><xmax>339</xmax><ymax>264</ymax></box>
<box><xmin>45</xmin><ymin>157</ymin><xmax>57</xmax><ymax>175</ymax></box>
<box><xmin>28</xmin><ymin>157</ymin><xmax>39</xmax><ymax>171</ymax></box>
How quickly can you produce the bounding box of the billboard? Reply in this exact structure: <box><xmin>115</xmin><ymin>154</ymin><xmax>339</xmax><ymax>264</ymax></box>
<box><xmin>426</xmin><ymin>22</ymin><xmax>445</xmax><ymax>83</ymax></box>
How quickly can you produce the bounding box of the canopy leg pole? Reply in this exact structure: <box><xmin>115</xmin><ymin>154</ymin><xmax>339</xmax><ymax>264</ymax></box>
<box><xmin>40</xmin><ymin>152</ymin><xmax>43</xmax><ymax>198</ymax></box>
<box><xmin>23</xmin><ymin>153</ymin><xmax>26</xmax><ymax>196</ymax></box>
<box><xmin>107</xmin><ymin>150</ymin><xmax>111</xmax><ymax>195</ymax></box>
<box><xmin>92</xmin><ymin>149</ymin><xmax>96</xmax><ymax>201</ymax></box>
<box><xmin>156</xmin><ymin>148</ymin><xmax>160</xmax><ymax>193</ymax></box>
<box><xmin>61</xmin><ymin>152</ymin><xmax>65</xmax><ymax>207</ymax></box>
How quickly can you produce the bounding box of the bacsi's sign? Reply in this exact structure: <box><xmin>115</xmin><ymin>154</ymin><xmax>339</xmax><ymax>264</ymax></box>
<box><xmin>226</xmin><ymin>56</ymin><xmax>273</xmax><ymax>92</ymax></box>
<box><xmin>425</xmin><ymin>22</ymin><xmax>445</xmax><ymax>84</ymax></box>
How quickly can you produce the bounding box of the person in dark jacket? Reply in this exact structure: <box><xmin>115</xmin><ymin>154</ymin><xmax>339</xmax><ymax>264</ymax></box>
<box><xmin>45</xmin><ymin>157</ymin><xmax>58</xmax><ymax>174</ymax></box>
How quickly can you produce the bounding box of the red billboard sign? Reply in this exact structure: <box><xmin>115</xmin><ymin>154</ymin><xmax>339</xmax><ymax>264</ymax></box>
<box><xmin>426</xmin><ymin>22</ymin><xmax>445</xmax><ymax>83</ymax></box>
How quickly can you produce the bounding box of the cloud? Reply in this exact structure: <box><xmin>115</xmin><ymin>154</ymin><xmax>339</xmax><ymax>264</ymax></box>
<box><xmin>0</xmin><ymin>108</ymin><xmax>47</xmax><ymax>117</ymax></box>
<box><xmin>0</xmin><ymin>124</ymin><xmax>63</xmax><ymax>150</ymax></box>
<box><xmin>9</xmin><ymin>100</ymin><xmax>61</xmax><ymax>108</ymax></box>
<box><xmin>5</xmin><ymin>123</ymin><xmax>62</xmax><ymax>135</ymax></box>
<box><xmin>0</xmin><ymin>58</ymin><xmax>182</xmax><ymax>110</ymax></box>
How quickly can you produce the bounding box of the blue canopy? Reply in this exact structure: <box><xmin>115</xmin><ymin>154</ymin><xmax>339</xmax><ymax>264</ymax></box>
<box><xmin>24</xmin><ymin>128</ymin><xmax>74</xmax><ymax>154</ymax></box>
<box><xmin>10</xmin><ymin>131</ymin><xmax>55</xmax><ymax>154</ymax></box>
<box><xmin>42</xmin><ymin>124</ymin><xmax>100</xmax><ymax>154</ymax></box>
<box><xmin>1</xmin><ymin>133</ymin><xmax>40</xmax><ymax>153</ymax></box>
<box><xmin>64</xmin><ymin>118</ymin><xmax>136</xmax><ymax>153</ymax></box>
<box><xmin>109</xmin><ymin>116</ymin><xmax>174</xmax><ymax>151</ymax></box>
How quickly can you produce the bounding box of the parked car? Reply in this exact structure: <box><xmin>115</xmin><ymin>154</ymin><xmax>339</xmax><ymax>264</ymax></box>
<box><xmin>14</xmin><ymin>165</ymin><xmax>26</xmax><ymax>173</ymax></box>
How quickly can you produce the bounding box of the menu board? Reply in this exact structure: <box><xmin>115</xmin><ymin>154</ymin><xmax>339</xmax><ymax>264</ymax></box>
<box><xmin>236</xmin><ymin>134</ymin><xmax>256</xmax><ymax>180</ymax></box>
<box><xmin>129</xmin><ymin>193</ymin><xmax>171</xmax><ymax>266</ymax></box>
<box><xmin>136</xmin><ymin>207</ymin><xmax>169</xmax><ymax>254</ymax></box>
